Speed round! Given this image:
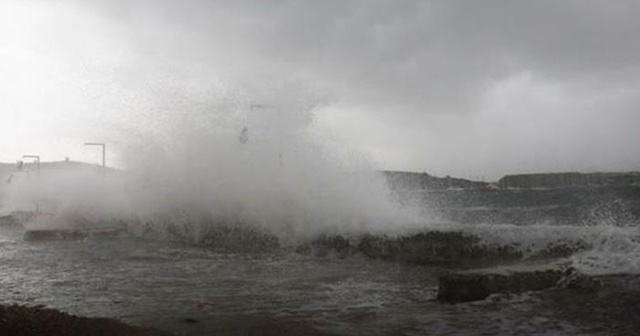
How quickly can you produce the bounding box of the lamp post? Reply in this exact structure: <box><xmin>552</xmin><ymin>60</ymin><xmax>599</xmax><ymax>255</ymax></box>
<box><xmin>22</xmin><ymin>155</ymin><xmax>40</xmax><ymax>213</ymax></box>
<box><xmin>84</xmin><ymin>142</ymin><xmax>106</xmax><ymax>175</ymax></box>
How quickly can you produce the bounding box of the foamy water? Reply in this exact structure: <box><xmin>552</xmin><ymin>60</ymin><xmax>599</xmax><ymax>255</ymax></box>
<box><xmin>0</xmin><ymin>225</ymin><xmax>631</xmax><ymax>336</ymax></box>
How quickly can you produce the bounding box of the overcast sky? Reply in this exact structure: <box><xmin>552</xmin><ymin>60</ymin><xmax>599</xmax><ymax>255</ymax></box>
<box><xmin>1</xmin><ymin>0</ymin><xmax>640</xmax><ymax>180</ymax></box>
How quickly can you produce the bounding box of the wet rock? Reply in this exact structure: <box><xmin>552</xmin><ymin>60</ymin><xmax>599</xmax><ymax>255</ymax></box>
<box><xmin>1</xmin><ymin>211</ymin><xmax>37</xmax><ymax>227</ymax></box>
<box><xmin>356</xmin><ymin>234</ymin><xmax>400</xmax><ymax>260</ymax></box>
<box><xmin>125</xmin><ymin>220</ymin><xmax>281</xmax><ymax>253</ymax></box>
<box><xmin>556</xmin><ymin>267</ymin><xmax>601</xmax><ymax>290</ymax></box>
<box><xmin>357</xmin><ymin>231</ymin><xmax>522</xmax><ymax>265</ymax></box>
<box><xmin>296</xmin><ymin>234</ymin><xmax>355</xmax><ymax>258</ymax></box>
<box><xmin>298</xmin><ymin>231</ymin><xmax>526</xmax><ymax>265</ymax></box>
<box><xmin>437</xmin><ymin>264</ymin><xmax>565</xmax><ymax>303</ymax></box>
<box><xmin>196</xmin><ymin>224</ymin><xmax>280</xmax><ymax>253</ymax></box>
<box><xmin>91</xmin><ymin>228</ymin><xmax>126</xmax><ymax>238</ymax></box>
<box><xmin>528</xmin><ymin>240</ymin><xmax>593</xmax><ymax>259</ymax></box>
<box><xmin>298</xmin><ymin>230</ymin><xmax>595</xmax><ymax>267</ymax></box>
<box><xmin>23</xmin><ymin>227</ymin><xmax>129</xmax><ymax>242</ymax></box>
<box><xmin>0</xmin><ymin>215</ymin><xmax>17</xmax><ymax>226</ymax></box>
<box><xmin>23</xmin><ymin>229</ymin><xmax>88</xmax><ymax>242</ymax></box>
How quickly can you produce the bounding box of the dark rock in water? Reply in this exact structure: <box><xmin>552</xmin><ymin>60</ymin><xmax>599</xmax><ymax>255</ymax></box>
<box><xmin>126</xmin><ymin>220</ymin><xmax>281</xmax><ymax>253</ymax></box>
<box><xmin>555</xmin><ymin>267</ymin><xmax>601</xmax><ymax>290</ymax></box>
<box><xmin>528</xmin><ymin>240</ymin><xmax>592</xmax><ymax>259</ymax></box>
<box><xmin>437</xmin><ymin>264</ymin><xmax>565</xmax><ymax>303</ymax></box>
<box><xmin>295</xmin><ymin>234</ymin><xmax>355</xmax><ymax>258</ymax></box>
<box><xmin>299</xmin><ymin>231</ymin><xmax>523</xmax><ymax>265</ymax></box>
<box><xmin>357</xmin><ymin>231</ymin><xmax>522</xmax><ymax>265</ymax></box>
<box><xmin>298</xmin><ymin>230</ymin><xmax>592</xmax><ymax>267</ymax></box>
<box><xmin>197</xmin><ymin>224</ymin><xmax>280</xmax><ymax>253</ymax></box>
<box><xmin>0</xmin><ymin>215</ymin><xmax>17</xmax><ymax>226</ymax></box>
<box><xmin>0</xmin><ymin>303</ymin><xmax>165</xmax><ymax>335</ymax></box>
<box><xmin>23</xmin><ymin>228</ymin><xmax>126</xmax><ymax>242</ymax></box>
<box><xmin>388</xmin><ymin>231</ymin><xmax>522</xmax><ymax>265</ymax></box>
<box><xmin>90</xmin><ymin>228</ymin><xmax>126</xmax><ymax>238</ymax></box>
<box><xmin>1</xmin><ymin>211</ymin><xmax>38</xmax><ymax>227</ymax></box>
<box><xmin>356</xmin><ymin>234</ymin><xmax>401</xmax><ymax>260</ymax></box>
<box><xmin>23</xmin><ymin>229</ymin><xmax>88</xmax><ymax>242</ymax></box>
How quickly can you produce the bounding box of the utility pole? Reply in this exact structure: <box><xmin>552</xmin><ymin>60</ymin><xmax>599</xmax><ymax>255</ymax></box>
<box><xmin>84</xmin><ymin>142</ymin><xmax>106</xmax><ymax>175</ymax></box>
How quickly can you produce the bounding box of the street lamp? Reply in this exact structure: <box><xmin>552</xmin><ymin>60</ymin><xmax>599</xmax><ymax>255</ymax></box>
<box><xmin>22</xmin><ymin>155</ymin><xmax>40</xmax><ymax>174</ymax></box>
<box><xmin>84</xmin><ymin>142</ymin><xmax>106</xmax><ymax>174</ymax></box>
<box><xmin>21</xmin><ymin>155</ymin><xmax>40</xmax><ymax>213</ymax></box>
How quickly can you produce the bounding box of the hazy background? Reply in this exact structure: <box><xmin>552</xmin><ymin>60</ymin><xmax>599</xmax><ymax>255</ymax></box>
<box><xmin>2</xmin><ymin>0</ymin><xmax>640</xmax><ymax>181</ymax></box>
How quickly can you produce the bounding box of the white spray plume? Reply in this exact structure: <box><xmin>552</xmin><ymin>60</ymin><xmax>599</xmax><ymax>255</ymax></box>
<box><xmin>118</xmin><ymin>91</ymin><xmax>422</xmax><ymax>239</ymax></box>
<box><xmin>2</xmin><ymin>88</ymin><xmax>422</xmax><ymax>241</ymax></box>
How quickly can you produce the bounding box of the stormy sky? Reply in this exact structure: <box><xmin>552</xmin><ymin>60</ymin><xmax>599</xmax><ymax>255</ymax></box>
<box><xmin>1</xmin><ymin>0</ymin><xmax>640</xmax><ymax>180</ymax></box>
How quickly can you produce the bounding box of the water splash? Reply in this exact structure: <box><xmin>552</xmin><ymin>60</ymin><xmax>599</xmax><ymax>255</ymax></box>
<box><xmin>568</xmin><ymin>224</ymin><xmax>640</xmax><ymax>275</ymax></box>
<box><xmin>2</xmin><ymin>89</ymin><xmax>422</xmax><ymax>243</ymax></box>
<box><xmin>118</xmin><ymin>95</ymin><xmax>422</xmax><ymax>240</ymax></box>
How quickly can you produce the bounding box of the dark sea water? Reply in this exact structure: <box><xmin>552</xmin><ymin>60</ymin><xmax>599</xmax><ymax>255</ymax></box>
<box><xmin>1</xmin><ymin>223</ymin><xmax>639</xmax><ymax>336</ymax></box>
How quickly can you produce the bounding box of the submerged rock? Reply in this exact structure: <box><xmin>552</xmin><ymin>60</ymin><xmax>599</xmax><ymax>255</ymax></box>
<box><xmin>298</xmin><ymin>230</ymin><xmax>593</xmax><ymax>268</ymax></box>
<box><xmin>23</xmin><ymin>229</ymin><xmax>88</xmax><ymax>242</ymax></box>
<box><xmin>295</xmin><ymin>234</ymin><xmax>355</xmax><ymax>258</ymax></box>
<box><xmin>128</xmin><ymin>220</ymin><xmax>281</xmax><ymax>253</ymax></box>
<box><xmin>197</xmin><ymin>225</ymin><xmax>280</xmax><ymax>253</ymax></box>
<box><xmin>528</xmin><ymin>240</ymin><xmax>592</xmax><ymax>259</ymax></box>
<box><xmin>360</xmin><ymin>231</ymin><xmax>523</xmax><ymax>265</ymax></box>
<box><xmin>298</xmin><ymin>231</ymin><xmax>524</xmax><ymax>266</ymax></box>
<box><xmin>0</xmin><ymin>215</ymin><xmax>17</xmax><ymax>226</ymax></box>
<box><xmin>437</xmin><ymin>264</ymin><xmax>565</xmax><ymax>303</ymax></box>
<box><xmin>23</xmin><ymin>228</ymin><xmax>126</xmax><ymax>242</ymax></box>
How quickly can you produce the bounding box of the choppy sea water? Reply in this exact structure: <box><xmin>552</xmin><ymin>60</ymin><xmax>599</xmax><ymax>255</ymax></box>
<box><xmin>1</xmin><ymin>224</ymin><xmax>639</xmax><ymax>335</ymax></box>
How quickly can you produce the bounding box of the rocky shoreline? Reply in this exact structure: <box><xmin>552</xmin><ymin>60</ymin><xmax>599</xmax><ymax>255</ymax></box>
<box><xmin>0</xmin><ymin>304</ymin><xmax>165</xmax><ymax>336</ymax></box>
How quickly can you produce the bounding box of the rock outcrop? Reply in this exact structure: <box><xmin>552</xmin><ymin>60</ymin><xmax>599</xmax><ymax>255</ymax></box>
<box><xmin>437</xmin><ymin>264</ymin><xmax>566</xmax><ymax>303</ymax></box>
<box><xmin>0</xmin><ymin>304</ymin><xmax>165</xmax><ymax>336</ymax></box>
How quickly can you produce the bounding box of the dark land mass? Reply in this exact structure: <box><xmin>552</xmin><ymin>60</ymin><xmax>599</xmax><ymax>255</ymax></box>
<box><xmin>382</xmin><ymin>170</ymin><xmax>640</xmax><ymax>226</ymax></box>
<box><xmin>0</xmin><ymin>304</ymin><xmax>165</xmax><ymax>336</ymax></box>
<box><xmin>382</xmin><ymin>170</ymin><xmax>491</xmax><ymax>190</ymax></box>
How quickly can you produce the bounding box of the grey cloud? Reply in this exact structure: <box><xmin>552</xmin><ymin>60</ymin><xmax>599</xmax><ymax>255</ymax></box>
<box><xmin>14</xmin><ymin>0</ymin><xmax>640</xmax><ymax>176</ymax></box>
<box><xmin>77</xmin><ymin>0</ymin><xmax>640</xmax><ymax>115</ymax></box>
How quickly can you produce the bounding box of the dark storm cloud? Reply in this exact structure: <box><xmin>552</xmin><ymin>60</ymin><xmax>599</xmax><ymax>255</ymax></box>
<box><xmin>77</xmin><ymin>0</ymin><xmax>640</xmax><ymax>115</ymax></box>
